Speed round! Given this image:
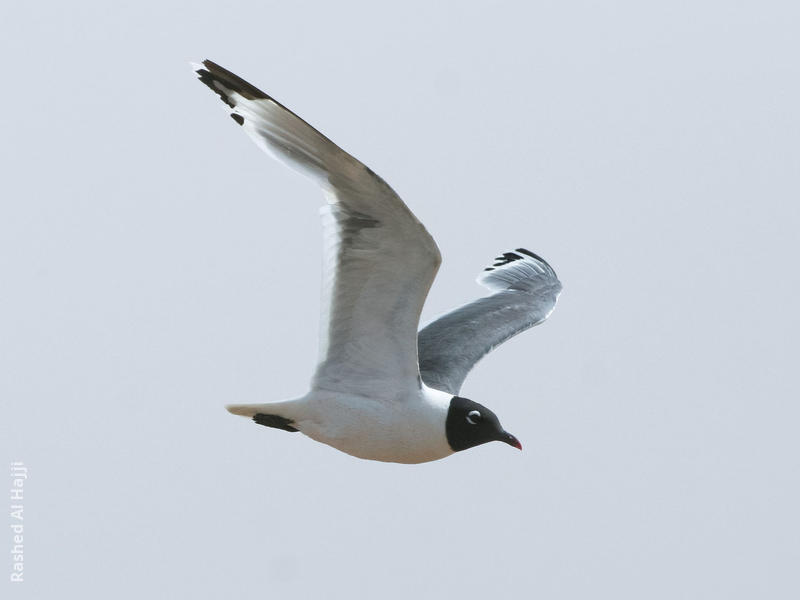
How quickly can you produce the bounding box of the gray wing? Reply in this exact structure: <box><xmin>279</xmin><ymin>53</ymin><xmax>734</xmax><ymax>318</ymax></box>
<box><xmin>194</xmin><ymin>60</ymin><xmax>441</xmax><ymax>397</ymax></box>
<box><xmin>418</xmin><ymin>248</ymin><xmax>561</xmax><ymax>394</ymax></box>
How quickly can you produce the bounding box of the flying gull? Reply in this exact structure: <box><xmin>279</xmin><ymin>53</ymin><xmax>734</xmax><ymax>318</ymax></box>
<box><xmin>193</xmin><ymin>60</ymin><xmax>562</xmax><ymax>464</ymax></box>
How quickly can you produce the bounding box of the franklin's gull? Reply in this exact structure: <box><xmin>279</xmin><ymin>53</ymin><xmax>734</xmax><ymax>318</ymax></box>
<box><xmin>193</xmin><ymin>60</ymin><xmax>562</xmax><ymax>463</ymax></box>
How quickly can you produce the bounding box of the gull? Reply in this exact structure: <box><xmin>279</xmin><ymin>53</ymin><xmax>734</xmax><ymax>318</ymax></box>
<box><xmin>193</xmin><ymin>60</ymin><xmax>562</xmax><ymax>464</ymax></box>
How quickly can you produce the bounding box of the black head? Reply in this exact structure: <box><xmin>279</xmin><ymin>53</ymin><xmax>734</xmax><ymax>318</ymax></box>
<box><xmin>445</xmin><ymin>396</ymin><xmax>522</xmax><ymax>453</ymax></box>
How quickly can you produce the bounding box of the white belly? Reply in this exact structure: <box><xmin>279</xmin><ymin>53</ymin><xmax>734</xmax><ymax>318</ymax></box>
<box><xmin>292</xmin><ymin>389</ymin><xmax>454</xmax><ymax>464</ymax></box>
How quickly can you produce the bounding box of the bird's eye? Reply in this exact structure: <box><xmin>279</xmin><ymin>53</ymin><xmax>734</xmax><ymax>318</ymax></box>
<box><xmin>466</xmin><ymin>410</ymin><xmax>481</xmax><ymax>425</ymax></box>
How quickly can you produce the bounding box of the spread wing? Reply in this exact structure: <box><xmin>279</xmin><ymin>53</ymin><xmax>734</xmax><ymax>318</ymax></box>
<box><xmin>418</xmin><ymin>249</ymin><xmax>561</xmax><ymax>395</ymax></box>
<box><xmin>194</xmin><ymin>60</ymin><xmax>441</xmax><ymax>397</ymax></box>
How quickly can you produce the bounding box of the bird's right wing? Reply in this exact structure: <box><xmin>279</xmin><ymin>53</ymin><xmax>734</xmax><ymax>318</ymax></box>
<box><xmin>193</xmin><ymin>61</ymin><xmax>441</xmax><ymax>398</ymax></box>
<box><xmin>418</xmin><ymin>249</ymin><xmax>562</xmax><ymax>395</ymax></box>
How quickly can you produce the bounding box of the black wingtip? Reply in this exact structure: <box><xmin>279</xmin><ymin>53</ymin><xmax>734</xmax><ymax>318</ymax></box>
<box><xmin>516</xmin><ymin>248</ymin><xmax>547</xmax><ymax>263</ymax></box>
<box><xmin>481</xmin><ymin>247</ymin><xmax>558</xmax><ymax>279</ymax></box>
<box><xmin>193</xmin><ymin>60</ymin><xmax>317</xmax><ymax>135</ymax></box>
<box><xmin>516</xmin><ymin>247</ymin><xmax>557</xmax><ymax>277</ymax></box>
<box><xmin>194</xmin><ymin>59</ymin><xmax>271</xmax><ymax>104</ymax></box>
<box><xmin>195</xmin><ymin>62</ymin><xmax>236</xmax><ymax>108</ymax></box>
<box><xmin>490</xmin><ymin>251</ymin><xmax>525</xmax><ymax>268</ymax></box>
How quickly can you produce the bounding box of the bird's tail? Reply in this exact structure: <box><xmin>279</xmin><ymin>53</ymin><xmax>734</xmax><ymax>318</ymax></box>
<box><xmin>226</xmin><ymin>402</ymin><xmax>301</xmax><ymax>432</ymax></box>
<box><xmin>226</xmin><ymin>403</ymin><xmax>269</xmax><ymax>418</ymax></box>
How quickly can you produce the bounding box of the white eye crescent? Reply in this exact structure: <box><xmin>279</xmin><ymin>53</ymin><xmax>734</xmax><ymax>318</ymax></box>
<box><xmin>466</xmin><ymin>410</ymin><xmax>481</xmax><ymax>425</ymax></box>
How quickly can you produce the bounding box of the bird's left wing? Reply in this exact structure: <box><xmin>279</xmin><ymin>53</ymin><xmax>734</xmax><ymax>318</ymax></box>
<box><xmin>418</xmin><ymin>249</ymin><xmax>561</xmax><ymax>395</ymax></box>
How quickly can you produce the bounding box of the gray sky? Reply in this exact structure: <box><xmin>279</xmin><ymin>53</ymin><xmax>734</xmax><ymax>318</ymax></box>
<box><xmin>3</xmin><ymin>1</ymin><xmax>799</xmax><ymax>598</ymax></box>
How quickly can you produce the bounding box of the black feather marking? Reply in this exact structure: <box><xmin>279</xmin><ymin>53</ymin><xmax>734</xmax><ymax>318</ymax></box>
<box><xmin>196</xmin><ymin>60</ymin><xmax>272</xmax><ymax>105</ymax></box>
<box><xmin>491</xmin><ymin>252</ymin><xmax>523</xmax><ymax>267</ymax></box>
<box><xmin>230</xmin><ymin>113</ymin><xmax>244</xmax><ymax>125</ymax></box>
<box><xmin>196</xmin><ymin>70</ymin><xmax>235</xmax><ymax>108</ymax></box>
<box><xmin>516</xmin><ymin>247</ymin><xmax>557</xmax><ymax>276</ymax></box>
<box><xmin>253</xmin><ymin>413</ymin><xmax>299</xmax><ymax>432</ymax></box>
<box><xmin>516</xmin><ymin>248</ymin><xmax>546</xmax><ymax>263</ymax></box>
<box><xmin>194</xmin><ymin>60</ymin><xmax>337</xmax><ymax>147</ymax></box>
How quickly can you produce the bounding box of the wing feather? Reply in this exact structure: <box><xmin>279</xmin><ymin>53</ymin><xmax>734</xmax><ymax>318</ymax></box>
<box><xmin>194</xmin><ymin>60</ymin><xmax>441</xmax><ymax>396</ymax></box>
<box><xmin>418</xmin><ymin>248</ymin><xmax>561</xmax><ymax>394</ymax></box>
